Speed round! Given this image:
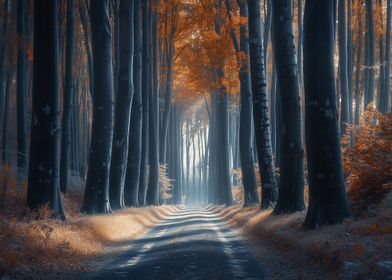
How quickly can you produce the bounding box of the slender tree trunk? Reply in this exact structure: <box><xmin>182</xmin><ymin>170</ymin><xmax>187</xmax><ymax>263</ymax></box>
<box><xmin>365</xmin><ymin>0</ymin><xmax>375</xmax><ymax>108</ymax></box>
<box><xmin>0</xmin><ymin>0</ymin><xmax>9</xmax><ymax>145</ymax></box>
<box><xmin>237</xmin><ymin>0</ymin><xmax>259</xmax><ymax>207</ymax></box>
<box><xmin>381</xmin><ymin>0</ymin><xmax>391</xmax><ymax>113</ymax></box>
<box><xmin>354</xmin><ymin>15</ymin><xmax>363</xmax><ymax>125</ymax></box>
<box><xmin>298</xmin><ymin>0</ymin><xmax>303</xmax><ymax>84</ymax></box>
<box><xmin>159</xmin><ymin>5</ymin><xmax>176</xmax><ymax>164</ymax></box>
<box><xmin>79</xmin><ymin>3</ymin><xmax>94</xmax><ymax>97</ymax></box>
<box><xmin>109</xmin><ymin>0</ymin><xmax>134</xmax><ymax>210</ymax></box>
<box><xmin>303</xmin><ymin>0</ymin><xmax>351</xmax><ymax>229</ymax></box>
<box><xmin>247</xmin><ymin>0</ymin><xmax>277</xmax><ymax>209</ymax></box>
<box><xmin>138</xmin><ymin>0</ymin><xmax>150</xmax><ymax>206</ymax></box>
<box><xmin>147</xmin><ymin>0</ymin><xmax>160</xmax><ymax>205</ymax></box>
<box><xmin>81</xmin><ymin>0</ymin><xmax>114</xmax><ymax>214</ymax></box>
<box><xmin>347</xmin><ymin>0</ymin><xmax>353</xmax><ymax>123</ymax></box>
<box><xmin>338</xmin><ymin>0</ymin><xmax>349</xmax><ymax>136</ymax></box>
<box><xmin>124</xmin><ymin>0</ymin><xmax>142</xmax><ymax>207</ymax></box>
<box><xmin>272</xmin><ymin>0</ymin><xmax>305</xmax><ymax>214</ymax></box>
<box><xmin>27</xmin><ymin>0</ymin><xmax>65</xmax><ymax>218</ymax></box>
<box><xmin>2</xmin><ymin>69</ymin><xmax>14</xmax><ymax>163</ymax></box>
<box><xmin>17</xmin><ymin>0</ymin><xmax>28</xmax><ymax>170</ymax></box>
<box><xmin>60</xmin><ymin>0</ymin><xmax>74</xmax><ymax>194</ymax></box>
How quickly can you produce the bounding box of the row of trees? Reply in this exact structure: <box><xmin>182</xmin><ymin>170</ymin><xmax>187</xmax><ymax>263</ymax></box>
<box><xmin>0</xmin><ymin>0</ymin><xmax>390</xmax><ymax>229</ymax></box>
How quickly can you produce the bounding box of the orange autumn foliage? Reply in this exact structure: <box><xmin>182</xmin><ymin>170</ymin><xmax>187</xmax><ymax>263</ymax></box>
<box><xmin>343</xmin><ymin>109</ymin><xmax>392</xmax><ymax>215</ymax></box>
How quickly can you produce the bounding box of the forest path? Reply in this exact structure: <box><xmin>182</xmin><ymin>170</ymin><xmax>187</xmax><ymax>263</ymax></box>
<box><xmin>88</xmin><ymin>205</ymin><xmax>265</xmax><ymax>280</ymax></box>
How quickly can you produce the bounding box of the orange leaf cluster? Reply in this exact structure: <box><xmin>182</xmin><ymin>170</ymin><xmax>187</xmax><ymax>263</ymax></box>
<box><xmin>343</xmin><ymin>109</ymin><xmax>392</xmax><ymax>215</ymax></box>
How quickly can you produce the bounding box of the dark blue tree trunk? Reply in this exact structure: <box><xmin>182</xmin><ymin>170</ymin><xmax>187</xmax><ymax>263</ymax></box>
<box><xmin>109</xmin><ymin>0</ymin><xmax>135</xmax><ymax>210</ymax></box>
<box><xmin>27</xmin><ymin>0</ymin><xmax>65</xmax><ymax>218</ymax></box>
<box><xmin>124</xmin><ymin>0</ymin><xmax>143</xmax><ymax>207</ymax></box>
<box><xmin>17</xmin><ymin>0</ymin><xmax>28</xmax><ymax>170</ymax></box>
<box><xmin>303</xmin><ymin>0</ymin><xmax>351</xmax><ymax>229</ymax></box>
<box><xmin>272</xmin><ymin>0</ymin><xmax>305</xmax><ymax>214</ymax></box>
<box><xmin>247</xmin><ymin>0</ymin><xmax>277</xmax><ymax>209</ymax></box>
<box><xmin>60</xmin><ymin>0</ymin><xmax>75</xmax><ymax>193</ymax></box>
<box><xmin>81</xmin><ymin>0</ymin><xmax>114</xmax><ymax>214</ymax></box>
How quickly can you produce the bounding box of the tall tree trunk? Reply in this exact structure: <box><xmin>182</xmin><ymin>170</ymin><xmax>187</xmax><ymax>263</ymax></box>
<box><xmin>365</xmin><ymin>0</ymin><xmax>375</xmax><ymax>108</ymax></box>
<box><xmin>60</xmin><ymin>0</ymin><xmax>74</xmax><ymax>193</ymax></box>
<box><xmin>237</xmin><ymin>0</ymin><xmax>259</xmax><ymax>207</ymax></box>
<box><xmin>272</xmin><ymin>0</ymin><xmax>305</xmax><ymax>214</ymax></box>
<box><xmin>381</xmin><ymin>0</ymin><xmax>391</xmax><ymax>113</ymax></box>
<box><xmin>247</xmin><ymin>0</ymin><xmax>277</xmax><ymax>209</ymax></box>
<box><xmin>347</xmin><ymin>0</ymin><xmax>353</xmax><ymax>123</ymax></box>
<box><xmin>124</xmin><ymin>0</ymin><xmax>142</xmax><ymax>207</ymax></box>
<box><xmin>109</xmin><ymin>0</ymin><xmax>134</xmax><ymax>210</ymax></box>
<box><xmin>81</xmin><ymin>0</ymin><xmax>114</xmax><ymax>214</ymax></box>
<box><xmin>138</xmin><ymin>0</ymin><xmax>150</xmax><ymax>206</ymax></box>
<box><xmin>338</xmin><ymin>0</ymin><xmax>350</xmax><ymax>136</ymax></box>
<box><xmin>0</xmin><ymin>0</ymin><xmax>9</xmax><ymax>141</ymax></box>
<box><xmin>147</xmin><ymin>0</ymin><xmax>160</xmax><ymax>205</ymax></box>
<box><xmin>159</xmin><ymin>4</ymin><xmax>176</xmax><ymax>164</ymax></box>
<box><xmin>303</xmin><ymin>0</ymin><xmax>351</xmax><ymax>229</ymax></box>
<box><xmin>79</xmin><ymin>3</ymin><xmax>94</xmax><ymax>97</ymax></box>
<box><xmin>27</xmin><ymin>0</ymin><xmax>65</xmax><ymax>218</ymax></box>
<box><xmin>354</xmin><ymin>14</ymin><xmax>363</xmax><ymax>125</ymax></box>
<box><xmin>17</xmin><ymin>0</ymin><xmax>28</xmax><ymax>170</ymax></box>
<box><xmin>2</xmin><ymin>69</ymin><xmax>14</xmax><ymax>163</ymax></box>
<box><xmin>297</xmin><ymin>0</ymin><xmax>303</xmax><ymax>84</ymax></box>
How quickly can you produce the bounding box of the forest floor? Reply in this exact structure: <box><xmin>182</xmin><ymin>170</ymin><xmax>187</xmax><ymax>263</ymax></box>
<box><xmin>0</xmin><ymin>179</ymin><xmax>179</xmax><ymax>280</ymax></box>
<box><xmin>213</xmin><ymin>195</ymin><xmax>392</xmax><ymax>280</ymax></box>
<box><xmin>1</xmin><ymin>175</ymin><xmax>392</xmax><ymax>280</ymax></box>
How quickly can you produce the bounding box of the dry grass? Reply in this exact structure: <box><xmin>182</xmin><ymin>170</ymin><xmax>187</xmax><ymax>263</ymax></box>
<box><xmin>0</xmin><ymin>175</ymin><xmax>178</xmax><ymax>279</ymax></box>
<box><xmin>213</xmin><ymin>194</ymin><xmax>392</xmax><ymax>279</ymax></box>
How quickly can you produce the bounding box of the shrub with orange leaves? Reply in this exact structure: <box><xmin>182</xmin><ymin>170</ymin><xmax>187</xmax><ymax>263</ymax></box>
<box><xmin>343</xmin><ymin>109</ymin><xmax>392</xmax><ymax>215</ymax></box>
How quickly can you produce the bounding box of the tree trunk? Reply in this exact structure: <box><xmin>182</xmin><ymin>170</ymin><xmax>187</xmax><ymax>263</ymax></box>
<box><xmin>159</xmin><ymin>5</ymin><xmax>176</xmax><ymax>164</ymax></box>
<box><xmin>146</xmin><ymin>0</ymin><xmax>160</xmax><ymax>205</ymax></box>
<box><xmin>81</xmin><ymin>0</ymin><xmax>114</xmax><ymax>214</ymax></box>
<box><xmin>124</xmin><ymin>0</ymin><xmax>142</xmax><ymax>207</ymax></box>
<box><xmin>2</xmin><ymin>69</ymin><xmax>14</xmax><ymax>163</ymax></box>
<box><xmin>237</xmin><ymin>0</ymin><xmax>259</xmax><ymax>207</ymax></box>
<box><xmin>354</xmin><ymin>14</ymin><xmax>363</xmax><ymax>125</ymax></box>
<box><xmin>381</xmin><ymin>0</ymin><xmax>391</xmax><ymax>113</ymax></box>
<box><xmin>338</xmin><ymin>0</ymin><xmax>349</xmax><ymax>136</ymax></box>
<box><xmin>303</xmin><ymin>0</ymin><xmax>351</xmax><ymax>229</ymax></box>
<box><xmin>365</xmin><ymin>0</ymin><xmax>375</xmax><ymax>108</ymax></box>
<box><xmin>138</xmin><ymin>0</ymin><xmax>150</xmax><ymax>206</ymax></box>
<box><xmin>0</xmin><ymin>0</ymin><xmax>9</xmax><ymax>145</ymax></box>
<box><xmin>27</xmin><ymin>0</ymin><xmax>65</xmax><ymax>218</ymax></box>
<box><xmin>247</xmin><ymin>0</ymin><xmax>277</xmax><ymax>209</ymax></box>
<box><xmin>109</xmin><ymin>0</ymin><xmax>134</xmax><ymax>210</ymax></box>
<box><xmin>60</xmin><ymin>0</ymin><xmax>74</xmax><ymax>193</ymax></box>
<box><xmin>79</xmin><ymin>3</ymin><xmax>94</xmax><ymax>97</ymax></box>
<box><xmin>17</xmin><ymin>0</ymin><xmax>28</xmax><ymax>170</ymax></box>
<box><xmin>347</xmin><ymin>0</ymin><xmax>353</xmax><ymax>123</ymax></box>
<box><xmin>272</xmin><ymin>0</ymin><xmax>305</xmax><ymax>214</ymax></box>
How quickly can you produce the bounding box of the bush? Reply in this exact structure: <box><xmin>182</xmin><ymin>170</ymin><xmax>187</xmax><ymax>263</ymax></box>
<box><xmin>343</xmin><ymin>109</ymin><xmax>392</xmax><ymax>215</ymax></box>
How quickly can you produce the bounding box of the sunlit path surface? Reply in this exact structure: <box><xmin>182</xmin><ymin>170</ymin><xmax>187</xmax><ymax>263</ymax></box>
<box><xmin>89</xmin><ymin>206</ymin><xmax>265</xmax><ymax>280</ymax></box>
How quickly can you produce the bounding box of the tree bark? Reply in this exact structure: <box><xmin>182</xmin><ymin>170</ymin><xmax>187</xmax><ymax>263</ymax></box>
<box><xmin>27</xmin><ymin>0</ymin><xmax>65</xmax><ymax>218</ymax></box>
<box><xmin>81</xmin><ymin>0</ymin><xmax>114</xmax><ymax>214</ymax></box>
<box><xmin>60</xmin><ymin>0</ymin><xmax>74</xmax><ymax>193</ymax></box>
<box><xmin>272</xmin><ymin>0</ymin><xmax>305</xmax><ymax>214</ymax></box>
<box><xmin>381</xmin><ymin>0</ymin><xmax>391</xmax><ymax>113</ymax></box>
<box><xmin>138</xmin><ymin>0</ymin><xmax>150</xmax><ymax>206</ymax></box>
<box><xmin>365</xmin><ymin>0</ymin><xmax>375</xmax><ymax>108</ymax></box>
<box><xmin>338</xmin><ymin>0</ymin><xmax>350</xmax><ymax>135</ymax></box>
<box><xmin>247</xmin><ymin>0</ymin><xmax>277</xmax><ymax>209</ymax></box>
<box><xmin>124</xmin><ymin>0</ymin><xmax>143</xmax><ymax>207</ymax></box>
<box><xmin>109</xmin><ymin>0</ymin><xmax>134</xmax><ymax>210</ymax></box>
<box><xmin>17</xmin><ymin>0</ymin><xmax>28</xmax><ymax>170</ymax></box>
<box><xmin>237</xmin><ymin>0</ymin><xmax>259</xmax><ymax>207</ymax></box>
<box><xmin>303</xmin><ymin>0</ymin><xmax>351</xmax><ymax>229</ymax></box>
